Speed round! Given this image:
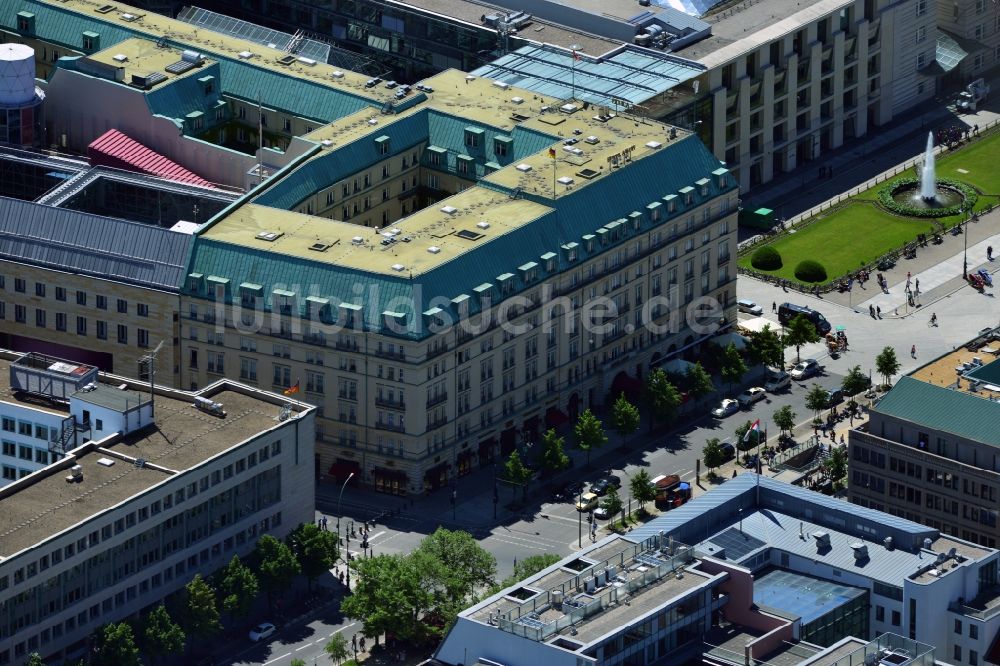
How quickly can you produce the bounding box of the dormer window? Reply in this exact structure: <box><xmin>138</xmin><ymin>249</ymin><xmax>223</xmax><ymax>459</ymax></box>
<box><xmin>375</xmin><ymin>135</ymin><xmax>390</xmax><ymax>155</ymax></box>
<box><xmin>464</xmin><ymin>127</ymin><xmax>484</xmax><ymax>149</ymax></box>
<box><xmin>696</xmin><ymin>178</ymin><xmax>710</xmax><ymax>197</ymax></box>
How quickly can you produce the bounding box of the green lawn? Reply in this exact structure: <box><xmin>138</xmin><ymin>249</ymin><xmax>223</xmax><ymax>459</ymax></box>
<box><xmin>742</xmin><ymin>129</ymin><xmax>1000</xmax><ymax>283</ymax></box>
<box><xmin>738</xmin><ymin>203</ymin><xmax>936</xmax><ymax>284</ymax></box>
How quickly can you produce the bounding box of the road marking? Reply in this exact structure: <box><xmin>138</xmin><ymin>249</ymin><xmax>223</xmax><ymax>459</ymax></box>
<box><xmin>331</xmin><ymin>622</ymin><xmax>356</xmax><ymax>636</ymax></box>
<box><xmin>541</xmin><ymin>513</ymin><xmax>581</xmax><ymax>525</ymax></box>
<box><xmin>264</xmin><ymin>652</ymin><xmax>291</xmax><ymax>665</ymax></box>
<box><xmin>295</xmin><ymin>645</ymin><xmax>310</xmax><ymax>651</ymax></box>
<box><xmin>367</xmin><ymin>530</ymin><xmax>386</xmax><ymax>541</ymax></box>
<box><xmin>681</xmin><ymin>470</ymin><xmax>695</xmax><ymax>480</ymax></box>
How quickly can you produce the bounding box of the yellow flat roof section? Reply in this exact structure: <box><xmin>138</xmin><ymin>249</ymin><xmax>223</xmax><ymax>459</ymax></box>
<box><xmin>302</xmin><ymin>104</ymin><xmax>423</xmax><ymax>149</ymax></box>
<box><xmin>48</xmin><ymin>0</ymin><xmax>399</xmax><ymax>106</ymax></box>
<box><xmin>206</xmin><ymin>189</ymin><xmax>554</xmax><ymax>277</ymax></box>
<box><xmin>88</xmin><ymin>37</ymin><xmax>215</xmax><ymax>85</ymax></box>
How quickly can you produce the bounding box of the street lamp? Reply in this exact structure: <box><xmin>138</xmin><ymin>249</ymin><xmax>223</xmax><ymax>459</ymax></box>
<box><xmin>578</xmin><ymin>488</ymin><xmax>583</xmax><ymax>548</ymax></box>
<box><xmin>336</xmin><ymin>472</ymin><xmax>355</xmax><ymax>536</ymax></box>
<box><xmin>962</xmin><ymin>208</ymin><xmax>971</xmax><ymax>279</ymax></box>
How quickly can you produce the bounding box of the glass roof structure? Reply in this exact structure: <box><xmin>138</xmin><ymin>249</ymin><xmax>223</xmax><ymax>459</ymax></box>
<box><xmin>754</xmin><ymin>569</ymin><xmax>866</xmax><ymax>624</ymax></box>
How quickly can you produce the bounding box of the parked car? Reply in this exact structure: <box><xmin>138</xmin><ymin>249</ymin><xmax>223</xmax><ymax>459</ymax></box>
<box><xmin>764</xmin><ymin>369</ymin><xmax>791</xmax><ymax>393</ymax></box>
<box><xmin>249</xmin><ymin>622</ymin><xmax>276</xmax><ymax>642</ymax></box>
<box><xmin>712</xmin><ymin>398</ymin><xmax>740</xmax><ymax>418</ymax></box>
<box><xmin>720</xmin><ymin>440</ymin><xmax>736</xmax><ymax>460</ymax></box>
<box><xmin>737</xmin><ymin>387</ymin><xmax>767</xmax><ymax>407</ymax></box>
<box><xmin>737</xmin><ymin>299</ymin><xmax>764</xmax><ymax>316</ymax></box>
<box><xmin>590</xmin><ymin>474</ymin><xmax>621</xmax><ymax>496</ymax></box>
<box><xmin>575</xmin><ymin>492</ymin><xmax>599</xmax><ymax>512</ymax></box>
<box><xmin>826</xmin><ymin>388</ymin><xmax>845</xmax><ymax>405</ymax></box>
<box><xmin>791</xmin><ymin>359</ymin><xmax>820</xmax><ymax>380</ymax></box>
<box><xmin>593</xmin><ymin>505</ymin><xmax>613</xmax><ymax>520</ymax></box>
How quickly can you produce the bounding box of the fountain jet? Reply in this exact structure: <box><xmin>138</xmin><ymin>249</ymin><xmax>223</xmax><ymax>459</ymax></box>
<box><xmin>921</xmin><ymin>132</ymin><xmax>936</xmax><ymax>202</ymax></box>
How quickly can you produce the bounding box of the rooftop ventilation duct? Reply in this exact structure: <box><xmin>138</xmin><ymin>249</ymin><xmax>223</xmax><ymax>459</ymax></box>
<box><xmin>851</xmin><ymin>543</ymin><xmax>869</xmax><ymax>561</ymax></box>
<box><xmin>813</xmin><ymin>531</ymin><xmax>831</xmax><ymax>548</ymax></box>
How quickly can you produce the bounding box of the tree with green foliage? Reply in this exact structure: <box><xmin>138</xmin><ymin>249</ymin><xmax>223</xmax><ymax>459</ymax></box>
<box><xmin>772</xmin><ymin>405</ymin><xmax>796</xmax><ymax>438</ymax></box>
<box><xmin>735</xmin><ymin>420</ymin><xmax>762</xmax><ymax>451</ymax></box>
<box><xmin>574</xmin><ymin>409</ymin><xmax>607</xmax><ymax>467</ymax></box>
<box><xmin>91</xmin><ymin>622</ymin><xmax>142</xmax><ymax>666</ymax></box>
<box><xmin>719</xmin><ymin>342</ymin><xmax>748</xmax><ymax>394</ymax></box>
<box><xmin>289</xmin><ymin>522</ymin><xmax>340</xmax><ymax>592</ymax></box>
<box><xmin>600</xmin><ymin>486</ymin><xmax>623</xmax><ymax>522</ymax></box>
<box><xmin>142</xmin><ymin>605</ymin><xmax>185</xmax><ymax>665</ymax></box>
<box><xmin>784</xmin><ymin>314</ymin><xmax>820</xmax><ymax>363</ymax></box>
<box><xmin>644</xmin><ymin>368</ymin><xmax>681</xmax><ymax>432</ymax></box>
<box><xmin>218</xmin><ymin>554</ymin><xmax>259</xmax><ymax>625</ymax></box>
<box><xmin>805</xmin><ymin>384</ymin><xmax>830</xmax><ymax>421</ymax></box>
<box><xmin>256</xmin><ymin>534</ymin><xmax>301</xmax><ymax>612</ymax></box>
<box><xmin>539</xmin><ymin>428</ymin><xmax>570</xmax><ymax>474</ymax></box>
<box><xmin>822</xmin><ymin>445</ymin><xmax>849</xmax><ymax>484</ymax></box>
<box><xmin>702</xmin><ymin>438</ymin><xmax>726</xmax><ymax>473</ymax></box>
<box><xmin>610</xmin><ymin>392</ymin><xmax>641</xmax><ymax>444</ymax></box>
<box><xmin>841</xmin><ymin>365</ymin><xmax>871</xmax><ymax>405</ymax></box>
<box><xmin>25</xmin><ymin>654</ymin><xmax>46</xmax><ymax>666</ymax></box>
<box><xmin>182</xmin><ymin>574</ymin><xmax>221</xmax><ymax>642</ymax></box>
<box><xmin>503</xmin><ymin>449</ymin><xmax>532</xmax><ymax>500</ymax></box>
<box><xmin>875</xmin><ymin>346</ymin><xmax>901</xmax><ymax>388</ymax></box>
<box><xmin>491</xmin><ymin>554</ymin><xmax>562</xmax><ymax>593</ymax></box>
<box><xmin>325</xmin><ymin>632</ymin><xmax>350</xmax><ymax>665</ymax></box>
<box><xmin>685</xmin><ymin>362</ymin><xmax>715</xmax><ymax>407</ymax></box>
<box><xmin>341</xmin><ymin>554</ymin><xmax>434</xmax><ymax>645</ymax></box>
<box><xmin>747</xmin><ymin>324</ymin><xmax>785</xmax><ymax>369</ymax></box>
<box><xmin>415</xmin><ymin>528</ymin><xmax>496</xmax><ymax>608</ymax></box>
<box><xmin>629</xmin><ymin>469</ymin><xmax>656</xmax><ymax>511</ymax></box>
<box><xmin>292</xmin><ymin>659</ymin><xmax>307</xmax><ymax>666</ymax></box>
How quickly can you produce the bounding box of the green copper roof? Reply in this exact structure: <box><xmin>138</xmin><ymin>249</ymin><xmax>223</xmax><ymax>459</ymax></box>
<box><xmin>874</xmin><ymin>376</ymin><xmax>1000</xmax><ymax>447</ymax></box>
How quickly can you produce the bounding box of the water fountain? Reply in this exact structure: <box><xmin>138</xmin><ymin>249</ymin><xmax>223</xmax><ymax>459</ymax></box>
<box><xmin>921</xmin><ymin>132</ymin><xmax>936</xmax><ymax>202</ymax></box>
<box><xmin>886</xmin><ymin>131</ymin><xmax>966</xmax><ymax>212</ymax></box>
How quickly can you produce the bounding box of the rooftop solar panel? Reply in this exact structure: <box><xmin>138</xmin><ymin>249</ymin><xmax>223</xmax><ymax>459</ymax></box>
<box><xmin>709</xmin><ymin>527</ymin><xmax>766</xmax><ymax>560</ymax></box>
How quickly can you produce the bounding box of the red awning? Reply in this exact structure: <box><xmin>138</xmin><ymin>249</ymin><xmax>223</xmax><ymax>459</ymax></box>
<box><xmin>87</xmin><ymin>129</ymin><xmax>216</xmax><ymax>188</ymax></box>
<box><xmin>611</xmin><ymin>373</ymin><xmax>644</xmax><ymax>398</ymax></box>
<box><xmin>545</xmin><ymin>407</ymin><xmax>569</xmax><ymax>428</ymax></box>
<box><xmin>328</xmin><ymin>460</ymin><xmax>361</xmax><ymax>481</ymax></box>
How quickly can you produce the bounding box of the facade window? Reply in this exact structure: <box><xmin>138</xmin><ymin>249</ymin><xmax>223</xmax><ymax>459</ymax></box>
<box><xmin>273</xmin><ymin>364</ymin><xmax>291</xmax><ymax>388</ymax></box>
<box><xmin>76</xmin><ymin>290</ymin><xmax>86</xmax><ymax>306</ymax></box>
<box><xmin>916</xmin><ymin>0</ymin><xmax>926</xmax><ymax>15</ymax></box>
<box><xmin>137</xmin><ymin>328</ymin><xmax>149</xmax><ymax>348</ymax></box>
<box><xmin>955</xmin><ymin>646</ymin><xmax>962</xmax><ymax>662</ymax></box>
<box><xmin>970</xmin><ymin>625</ymin><xmax>978</xmax><ymax>639</ymax></box>
<box><xmin>13</xmin><ymin>304</ymin><xmax>24</xmax><ymax>323</ymax></box>
<box><xmin>96</xmin><ymin>295</ymin><xmax>107</xmax><ymax>310</ymax></box>
<box><xmin>915</xmin><ymin>26</ymin><xmax>925</xmax><ymax>43</ymax></box>
<box><xmin>117</xmin><ymin>325</ymin><xmax>128</xmax><ymax>344</ymax></box>
<box><xmin>96</xmin><ymin>321</ymin><xmax>107</xmax><ymax>340</ymax></box>
<box><xmin>240</xmin><ymin>357</ymin><xmax>257</xmax><ymax>381</ymax></box>
<box><xmin>117</xmin><ymin>298</ymin><xmax>128</xmax><ymax>313</ymax></box>
<box><xmin>76</xmin><ymin>316</ymin><xmax>87</xmax><ymax>336</ymax></box>
<box><xmin>137</xmin><ymin>303</ymin><xmax>149</xmax><ymax>317</ymax></box>
<box><xmin>14</xmin><ymin>278</ymin><xmax>24</xmax><ymax>293</ymax></box>
<box><xmin>34</xmin><ymin>283</ymin><xmax>45</xmax><ymax>297</ymax></box>
<box><xmin>207</xmin><ymin>351</ymin><xmax>224</xmax><ymax>374</ymax></box>
<box><xmin>891</xmin><ymin>610</ymin><xmax>901</xmax><ymax>626</ymax></box>
<box><xmin>955</xmin><ymin>619</ymin><xmax>962</xmax><ymax>634</ymax></box>
<box><xmin>34</xmin><ymin>309</ymin><xmax>45</xmax><ymax>328</ymax></box>
<box><xmin>55</xmin><ymin>286</ymin><xmax>65</xmax><ymax>301</ymax></box>
<box><xmin>306</xmin><ymin>371</ymin><xmax>325</xmax><ymax>394</ymax></box>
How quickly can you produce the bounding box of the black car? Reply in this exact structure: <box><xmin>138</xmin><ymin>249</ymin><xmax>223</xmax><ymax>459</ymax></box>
<box><xmin>590</xmin><ymin>474</ymin><xmax>622</xmax><ymax>496</ymax></box>
<box><xmin>551</xmin><ymin>481</ymin><xmax>585</xmax><ymax>501</ymax></box>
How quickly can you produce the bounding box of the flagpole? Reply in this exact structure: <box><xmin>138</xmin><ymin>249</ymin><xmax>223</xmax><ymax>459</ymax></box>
<box><xmin>570</xmin><ymin>44</ymin><xmax>579</xmax><ymax>101</ymax></box>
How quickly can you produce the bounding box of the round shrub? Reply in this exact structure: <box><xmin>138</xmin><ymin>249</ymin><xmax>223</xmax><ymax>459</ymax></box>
<box><xmin>751</xmin><ymin>245</ymin><xmax>783</xmax><ymax>271</ymax></box>
<box><xmin>794</xmin><ymin>260</ymin><xmax>827</xmax><ymax>283</ymax></box>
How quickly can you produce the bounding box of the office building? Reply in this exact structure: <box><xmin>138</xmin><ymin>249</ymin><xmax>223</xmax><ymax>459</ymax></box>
<box><xmin>435</xmin><ymin>474</ymin><xmax>1000</xmax><ymax>666</ymax></box>
<box><xmin>0</xmin><ymin>350</ymin><xmax>316</xmax><ymax>665</ymax></box>
<box><xmin>849</xmin><ymin>330</ymin><xmax>1000</xmax><ymax>549</ymax></box>
<box><xmin>0</xmin><ymin>0</ymin><xmax>738</xmax><ymax>493</ymax></box>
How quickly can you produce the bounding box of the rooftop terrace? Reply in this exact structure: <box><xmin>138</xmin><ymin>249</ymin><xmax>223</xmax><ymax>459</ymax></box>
<box><xmin>466</xmin><ymin>535</ymin><xmax>714</xmax><ymax>648</ymax></box>
<box><xmin>0</xmin><ymin>351</ymin><xmax>307</xmax><ymax>559</ymax></box>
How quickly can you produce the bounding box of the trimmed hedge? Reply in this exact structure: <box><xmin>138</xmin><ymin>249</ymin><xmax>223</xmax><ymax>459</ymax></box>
<box><xmin>877</xmin><ymin>177</ymin><xmax>977</xmax><ymax>218</ymax></box>
<box><xmin>750</xmin><ymin>245</ymin><xmax>783</xmax><ymax>270</ymax></box>
<box><xmin>794</xmin><ymin>260</ymin><xmax>827</xmax><ymax>283</ymax></box>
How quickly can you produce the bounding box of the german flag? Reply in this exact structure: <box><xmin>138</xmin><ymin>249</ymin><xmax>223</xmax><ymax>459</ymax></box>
<box><xmin>548</xmin><ymin>147</ymin><xmax>556</xmax><ymax>159</ymax></box>
<box><xmin>284</xmin><ymin>380</ymin><xmax>300</xmax><ymax>396</ymax></box>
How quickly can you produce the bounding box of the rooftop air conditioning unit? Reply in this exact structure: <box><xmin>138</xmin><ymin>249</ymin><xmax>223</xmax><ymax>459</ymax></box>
<box><xmin>181</xmin><ymin>49</ymin><xmax>204</xmax><ymax>63</ymax></box>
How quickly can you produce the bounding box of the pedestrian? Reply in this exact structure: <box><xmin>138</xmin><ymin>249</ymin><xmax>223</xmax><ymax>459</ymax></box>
<box><xmin>915</xmin><ymin>277</ymin><xmax>920</xmax><ymax>293</ymax></box>
<box><xmin>840</xmin><ymin>434</ymin><xmax>845</xmax><ymax>446</ymax></box>
<box><xmin>323</xmin><ymin>516</ymin><xmax>329</xmax><ymax>530</ymax></box>
<box><xmin>772</xmin><ymin>301</ymin><xmax>777</xmax><ymax>312</ymax></box>
<box><xmin>988</xmin><ymin>246</ymin><xmax>994</xmax><ymax>261</ymax></box>
<box><xmin>869</xmin><ymin>304</ymin><xmax>875</xmax><ymax>318</ymax></box>
<box><xmin>975</xmin><ymin>124</ymin><xmax>979</xmax><ymax>135</ymax></box>
<box><xmin>876</xmin><ymin>305</ymin><xmax>881</xmax><ymax>318</ymax></box>
<box><xmin>911</xmin><ymin>344</ymin><xmax>917</xmax><ymax>358</ymax></box>
<box><xmin>732</xmin><ymin>469</ymin><xmax>738</xmax><ymax>478</ymax></box>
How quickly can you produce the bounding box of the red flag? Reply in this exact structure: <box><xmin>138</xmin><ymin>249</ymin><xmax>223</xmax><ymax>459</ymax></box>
<box><xmin>573</xmin><ymin>50</ymin><xmax>580</xmax><ymax>61</ymax></box>
<box><xmin>284</xmin><ymin>379</ymin><xmax>300</xmax><ymax>396</ymax></box>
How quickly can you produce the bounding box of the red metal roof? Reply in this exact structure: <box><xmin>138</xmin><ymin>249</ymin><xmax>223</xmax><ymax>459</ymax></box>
<box><xmin>87</xmin><ymin>129</ymin><xmax>215</xmax><ymax>188</ymax></box>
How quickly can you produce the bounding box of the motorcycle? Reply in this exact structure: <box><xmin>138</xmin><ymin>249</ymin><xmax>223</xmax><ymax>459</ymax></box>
<box><xmin>977</xmin><ymin>269</ymin><xmax>993</xmax><ymax>287</ymax></box>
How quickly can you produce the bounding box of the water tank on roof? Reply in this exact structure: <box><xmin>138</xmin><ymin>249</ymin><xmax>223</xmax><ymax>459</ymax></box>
<box><xmin>0</xmin><ymin>43</ymin><xmax>37</xmax><ymax>105</ymax></box>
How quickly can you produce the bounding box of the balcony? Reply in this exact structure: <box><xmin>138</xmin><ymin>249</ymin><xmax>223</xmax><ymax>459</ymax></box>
<box><xmin>335</xmin><ymin>339</ymin><xmax>359</xmax><ymax>352</ymax></box>
<box><xmin>376</xmin><ymin>347</ymin><xmax>406</xmax><ymax>361</ymax></box>
<box><xmin>375</xmin><ymin>421</ymin><xmax>405</xmax><ymax>433</ymax></box>
<box><xmin>375</xmin><ymin>396</ymin><xmax>406</xmax><ymax>410</ymax></box>
<box><xmin>427</xmin><ymin>417</ymin><xmax>448</xmax><ymax>430</ymax></box>
<box><xmin>426</xmin><ymin>391</ymin><xmax>448</xmax><ymax>408</ymax></box>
